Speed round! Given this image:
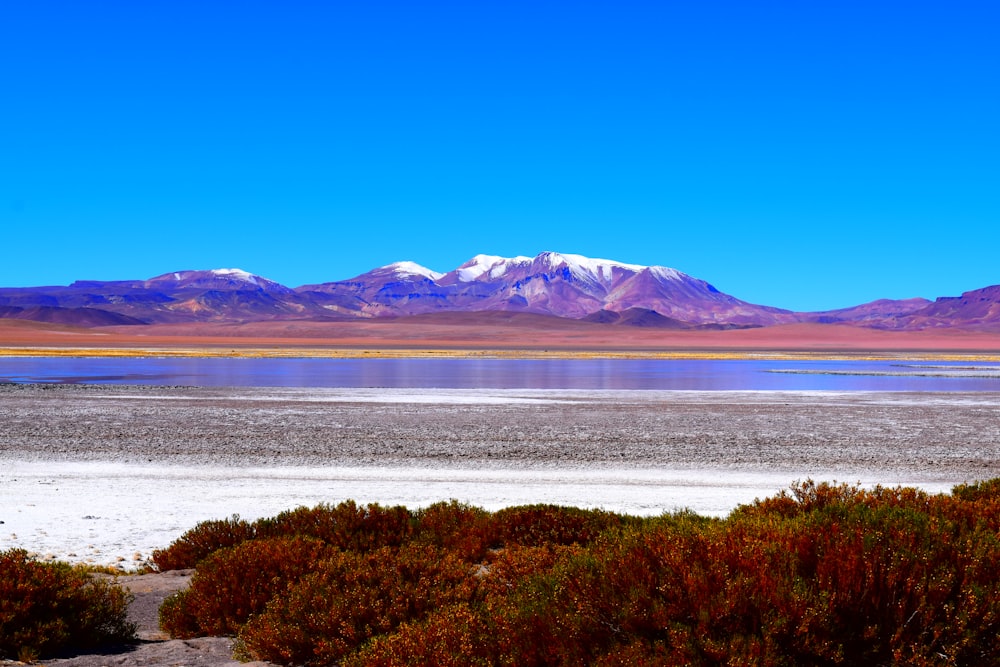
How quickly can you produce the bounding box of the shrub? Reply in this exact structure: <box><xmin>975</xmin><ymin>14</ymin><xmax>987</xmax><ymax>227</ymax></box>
<box><xmin>153</xmin><ymin>485</ymin><xmax>1000</xmax><ymax>665</ymax></box>
<box><xmin>951</xmin><ymin>477</ymin><xmax>1000</xmax><ymax>503</ymax></box>
<box><xmin>254</xmin><ymin>500</ymin><xmax>414</xmax><ymax>551</ymax></box>
<box><xmin>346</xmin><ymin>545</ymin><xmax>586</xmax><ymax>667</ymax></box>
<box><xmin>236</xmin><ymin>544</ymin><xmax>477</xmax><ymax>665</ymax></box>
<box><xmin>0</xmin><ymin>549</ymin><xmax>136</xmax><ymax>660</ymax></box>
<box><xmin>487</xmin><ymin>504</ymin><xmax>630</xmax><ymax>548</ymax></box>
<box><xmin>467</xmin><ymin>514</ymin><xmax>722</xmax><ymax>666</ymax></box>
<box><xmin>159</xmin><ymin>535</ymin><xmax>331</xmax><ymax>638</ymax></box>
<box><xmin>341</xmin><ymin>603</ymin><xmax>485</xmax><ymax>667</ymax></box>
<box><xmin>152</xmin><ymin>501</ymin><xmax>414</xmax><ymax>573</ymax></box>
<box><xmin>151</xmin><ymin>514</ymin><xmax>256</xmax><ymax>571</ymax></box>
<box><xmin>412</xmin><ymin>500</ymin><xmax>492</xmax><ymax>560</ymax></box>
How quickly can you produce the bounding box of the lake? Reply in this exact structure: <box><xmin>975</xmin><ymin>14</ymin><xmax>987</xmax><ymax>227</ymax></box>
<box><xmin>2</xmin><ymin>356</ymin><xmax>1000</xmax><ymax>390</ymax></box>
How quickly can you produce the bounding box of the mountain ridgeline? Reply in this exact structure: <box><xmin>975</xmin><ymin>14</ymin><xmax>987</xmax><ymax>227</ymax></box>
<box><xmin>1</xmin><ymin>252</ymin><xmax>997</xmax><ymax>331</ymax></box>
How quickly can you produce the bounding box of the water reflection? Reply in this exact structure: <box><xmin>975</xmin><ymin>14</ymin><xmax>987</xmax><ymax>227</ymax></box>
<box><xmin>1</xmin><ymin>357</ymin><xmax>999</xmax><ymax>391</ymax></box>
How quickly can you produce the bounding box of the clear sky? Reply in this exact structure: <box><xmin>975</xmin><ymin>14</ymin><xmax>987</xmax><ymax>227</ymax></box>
<box><xmin>2</xmin><ymin>1</ymin><xmax>997</xmax><ymax>311</ymax></box>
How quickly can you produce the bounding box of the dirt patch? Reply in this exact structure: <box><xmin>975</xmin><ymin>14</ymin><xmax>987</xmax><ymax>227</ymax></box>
<box><xmin>101</xmin><ymin>569</ymin><xmax>194</xmax><ymax>641</ymax></box>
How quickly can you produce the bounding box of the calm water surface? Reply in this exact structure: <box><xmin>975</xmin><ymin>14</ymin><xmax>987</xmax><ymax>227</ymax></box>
<box><xmin>2</xmin><ymin>357</ymin><xmax>1000</xmax><ymax>391</ymax></box>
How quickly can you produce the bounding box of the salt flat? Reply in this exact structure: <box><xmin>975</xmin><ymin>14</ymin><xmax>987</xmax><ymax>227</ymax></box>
<box><xmin>2</xmin><ymin>385</ymin><xmax>998</xmax><ymax>567</ymax></box>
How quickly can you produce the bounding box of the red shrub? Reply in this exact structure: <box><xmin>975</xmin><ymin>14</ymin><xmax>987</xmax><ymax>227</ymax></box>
<box><xmin>412</xmin><ymin>500</ymin><xmax>492</xmax><ymax>560</ymax></box>
<box><xmin>0</xmin><ymin>549</ymin><xmax>135</xmax><ymax>660</ymax></box>
<box><xmin>236</xmin><ymin>544</ymin><xmax>477</xmax><ymax>665</ymax></box>
<box><xmin>254</xmin><ymin>500</ymin><xmax>414</xmax><ymax>551</ymax></box>
<box><xmin>341</xmin><ymin>604</ymin><xmax>484</xmax><ymax>667</ymax></box>
<box><xmin>487</xmin><ymin>504</ymin><xmax>629</xmax><ymax>548</ymax></box>
<box><xmin>151</xmin><ymin>514</ymin><xmax>256</xmax><ymax>571</ymax></box>
<box><xmin>150</xmin><ymin>485</ymin><xmax>1000</xmax><ymax>666</ymax></box>
<box><xmin>159</xmin><ymin>535</ymin><xmax>331</xmax><ymax>638</ymax></box>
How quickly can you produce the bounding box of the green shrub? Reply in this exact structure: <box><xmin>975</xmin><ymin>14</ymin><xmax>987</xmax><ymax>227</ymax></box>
<box><xmin>0</xmin><ymin>549</ymin><xmax>136</xmax><ymax>660</ymax></box>
<box><xmin>951</xmin><ymin>477</ymin><xmax>1000</xmax><ymax>503</ymax></box>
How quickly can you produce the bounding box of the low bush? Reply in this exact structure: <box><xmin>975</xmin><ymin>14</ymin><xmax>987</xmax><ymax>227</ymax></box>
<box><xmin>156</xmin><ymin>484</ymin><xmax>1000</xmax><ymax>666</ymax></box>
<box><xmin>343</xmin><ymin>545</ymin><xmax>586</xmax><ymax>666</ymax></box>
<box><xmin>412</xmin><ymin>500</ymin><xmax>492</xmax><ymax>560</ymax></box>
<box><xmin>340</xmin><ymin>603</ymin><xmax>484</xmax><ymax>667</ymax></box>
<box><xmin>236</xmin><ymin>544</ymin><xmax>478</xmax><ymax>665</ymax></box>
<box><xmin>0</xmin><ymin>549</ymin><xmax>136</xmax><ymax>660</ymax></box>
<box><xmin>254</xmin><ymin>500</ymin><xmax>414</xmax><ymax>551</ymax></box>
<box><xmin>487</xmin><ymin>504</ymin><xmax>631</xmax><ymax>548</ymax></box>
<box><xmin>159</xmin><ymin>535</ymin><xmax>331</xmax><ymax>637</ymax></box>
<box><xmin>151</xmin><ymin>514</ymin><xmax>256</xmax><ymax>571</ymax></box>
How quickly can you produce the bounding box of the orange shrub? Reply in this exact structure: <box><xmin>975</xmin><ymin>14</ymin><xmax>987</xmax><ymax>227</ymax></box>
<box><xmin>328</xmin><ymin>545</ymin><xmax>580</xmax><ymax>667</ymax></box>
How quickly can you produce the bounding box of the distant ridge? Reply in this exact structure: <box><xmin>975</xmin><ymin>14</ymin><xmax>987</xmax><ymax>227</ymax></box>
<box><xmin>1</xmin><ymin>252</ymin><xmax>997</xmax><ymax>331</ymax></box>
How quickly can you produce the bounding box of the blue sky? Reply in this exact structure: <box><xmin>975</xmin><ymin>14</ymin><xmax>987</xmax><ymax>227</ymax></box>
<box><xmin>2</xmin><ymin>1</ymin><xmax>997</xmax><ymax>311</ymax></box>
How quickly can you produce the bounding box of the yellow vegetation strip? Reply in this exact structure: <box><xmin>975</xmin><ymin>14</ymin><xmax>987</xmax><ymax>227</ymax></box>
<box><xmin>2</xmin><ymin>347</ymin><xmax>1000</xmax><ymax>362</ymax></box>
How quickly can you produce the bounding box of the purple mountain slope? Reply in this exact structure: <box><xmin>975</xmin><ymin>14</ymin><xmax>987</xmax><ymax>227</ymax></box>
<box><xmin>881</xmin><ymin>285</ymin><xmax>1000</xmax><ymax>331</ymax></box>
<box><xmin>0</xmin><ymin>254</ymin><xmax>997</xmax><ymax>330</ymax></box>
<box><xmin>0</xmin><ymin>269</ymin><xmax>326</xmax><ymax>325</ymax></box>
<box><xmin>0</xmin><ymin>305</ymin><xmax>146</xmax><ymax>327</ymax></box>
<box><xmin>804</xmin><ymin>298</ymin><xmax>933</xmax><ymax>325</ymax></box>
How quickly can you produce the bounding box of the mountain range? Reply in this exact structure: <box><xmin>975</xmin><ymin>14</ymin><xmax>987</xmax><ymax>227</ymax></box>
<box><xmin>1</xmin><ymin>252</ymin><xmax>997</xmax><ymax>331</ymax></box>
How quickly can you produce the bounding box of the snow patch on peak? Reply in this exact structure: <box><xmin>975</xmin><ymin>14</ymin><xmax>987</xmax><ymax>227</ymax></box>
<box><xmin>210</xmin><ymin>268</ymin><xmax>259</xmax><ymax>285</ymax></box>
<box><xmin>449</xmin><ymin>251</ymin><xmax>689</xmax><ymax>287</ymax></box>
<box><xmin>538</xmin><ymin>252</ymin><xmax>645</xmax><ymax>283</ymax></box>
<box><xmin>456</xmin><ymin>254</ymin><xmax>531</xmax><ymax>282</ymax></box>
<box><xmin>649</xmin><ymin>265</ymin><xmax>684</xmax><ymax>282</ymax></box>
<box><xmin>207</xmin><ymin>268</ymin><xmax>294</xmax><ymax>292</ymax></box>
<box><xmin>385</xmin><ymin>261</ymin><xmax>444</xmax><ymax>281</ymax></box>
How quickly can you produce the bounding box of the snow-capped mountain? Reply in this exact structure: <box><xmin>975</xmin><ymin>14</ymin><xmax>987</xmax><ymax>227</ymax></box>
<box><xmin>1</xmin><ymin>253</ymin><xmax>997</xmax><ymax>330</ymax></box>
<box><xmin>143</xmin><ymin>268</ymin><xmax>295</xmax><ymax>293</ymax></box>
<box><xmin>303</xmin><ymin>251</ymin><xmax>798</xmax><ymax>325</ymax></box>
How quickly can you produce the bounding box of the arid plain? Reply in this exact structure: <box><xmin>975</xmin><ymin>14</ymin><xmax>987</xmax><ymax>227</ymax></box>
<box><xmin>4</xmin><ymin>315</ymin><xmax>1000</xmax><ymax>355</ymax></box>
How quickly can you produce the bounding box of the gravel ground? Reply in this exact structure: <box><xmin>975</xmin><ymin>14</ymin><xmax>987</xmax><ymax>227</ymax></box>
<box><xmin>2</xmin><ymin>384</ymin><xmax>999</xmax><ymax>476</ymax></box>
